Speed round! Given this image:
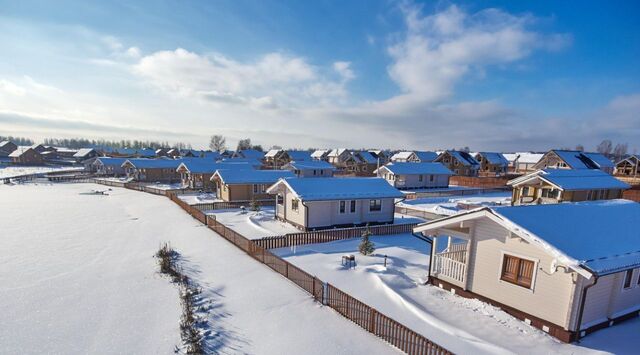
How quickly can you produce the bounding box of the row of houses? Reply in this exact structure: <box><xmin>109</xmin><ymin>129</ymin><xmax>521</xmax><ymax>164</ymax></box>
<box><xmin>0</xmin><ymin>142</ymin><xmax>98</xmax><ymax>165</ymax></box>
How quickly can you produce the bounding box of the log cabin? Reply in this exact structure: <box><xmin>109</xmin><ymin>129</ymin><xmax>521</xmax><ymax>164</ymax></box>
<box><xmin>211</xmin><ymin>169</ymin><xmax>295</xmax><ymax>202</ymax></box>
<box><xmin>434</xmin><ymin>150</ymin><xmax>480</xmax><ymax>176</ymax></box>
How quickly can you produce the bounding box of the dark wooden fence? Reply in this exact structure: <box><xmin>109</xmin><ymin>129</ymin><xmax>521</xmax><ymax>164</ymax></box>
<box><xmin>190</xmin><ymin>199</ymin><xmax>275</xmax><ymax>211</ymax></box>
<box><xmin>403</xmin><ymin>186</ymin><xmax>510</xmax><ymax>200</ymax></box>
<box><xmin>254</xmin><ymin>222</ymin><xmax>419</xmax><ymax>250</ymax></box>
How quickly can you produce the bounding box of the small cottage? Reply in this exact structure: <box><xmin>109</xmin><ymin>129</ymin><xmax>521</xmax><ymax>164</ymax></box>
<box><xmin>434</xmin><ymin>150</ymin><xmax>480</xmax><ymax>176</ymax></box>
<box><xmin>390</xmin><ymin>151</ymin><xmax>439</xmax><ymax>163</ymax></box>
<box><xmin>0</xmin><ymin>141</ymin><xmax>18</xmax><ymax>156</ymax></box>
<box><xmin>211</xmin><ymin>169</ymin><xmax>294</xmax><ymax>202</ymax></box>
<box><xmin>374</xmin><ymin>162</ymin><xmax>452</xmax><ymax>189</ymax></box>
<box><xmin>475</xmin><ymin>152</ymin><xmax>509</xmax><ymax>176</ymax></box>
<box><xmin>413</xmin><ymin>200</ymin><xmax>640</xmax><ymax>342</ymax></box>
<box><xmin>310</xmin><ymin>149</ymin><xmax>330</xmax><ymax>161</ymax></box>
<box><xmin>92</xmin><ymin>157</ymin><xmax>127</xmax><ymax>176</ymax></box>
<box><xmin>508</xmin><ymin>169</ymin><xmax>629</xmax><ymax>205</ymax></box>
<box><xmin>121</xmin><ymin>158</ymin><xmax>183</xmax><ymax>182</ymax></box>
<box><xmin>177</xmin><ymin>159</ymin><xmax>253</xmax><ymax>190</ymax></box>
<box><xmin>8</xmin><ymin>146</ymin><xmax>44</xmax><ymax>165</ymax></box>
<box><xmin>73</xmin><ymin>148</ymin><xmax>98</xmax><ymax>163</ymax></box>
<box><xmin>615</xmin><ymin>155</ymin><xmax>640</xmax><ymax>177</ymax></box>
<box><xmin>533</xmin><ymin>150</ymin><xmax>614</xmax><ymax>174</ymax></box>
<box><xmin>283</xmin><ymin>160</ymin><xmax>336</xmax><ymax>178</ymax></box>
<box><xmin>267</xmin><ymin>177</ymin><xmax>404</xmax><ymax>230</ymax></box>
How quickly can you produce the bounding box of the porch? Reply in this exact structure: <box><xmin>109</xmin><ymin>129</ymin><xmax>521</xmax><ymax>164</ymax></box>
<box><xmin>431</xmin><ymin>235</ymin><xmax>469</xmax><ymax>288</ymax></box>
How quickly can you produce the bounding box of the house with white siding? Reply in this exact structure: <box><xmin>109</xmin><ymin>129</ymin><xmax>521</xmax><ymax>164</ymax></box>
<box><xmin>374</xmin><ymin>162</ymin><xmax>452</xmax><ymax>189</ymax></box>
<box><xmin>283</xmin><ymin>160</ymin><xmax>336</xmax><ymax>178</ymax></box>
<box><xmin>267</xmin><ymin>177</ymin><xmax>404</xmax><ymax>230</ymax></box>
<box><xmin>92</xmin><ymin>157</ymin><xmax>127</xmax><ymax>176</ymax></box>
<box><xmin>413</xmin><ymin>200</ymin><xmax>640</xmax><ymax>342</ymax></box>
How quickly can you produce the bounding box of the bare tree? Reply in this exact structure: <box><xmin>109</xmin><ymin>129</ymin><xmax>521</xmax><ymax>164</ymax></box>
<box><xmin>596</xmin><ymin>139</ymin><xmax>613</xmax><ymax>156</ymax></box>
<box><xmin>236</xmin><ymin>138</ymin><xmax>252</xmax><ymax>151</ymax></box>
<box><xmin>575</xmin><ymin>144</ymin><xmax>584</xmax><ymax>152</ymax></box>
<box><xmin>613</xmin><ymin>143</ymin><xmax>628</xmax><ymax>161</ymax></box>
<box><xmin>209</xmin><ymin>135</ymin><xmax>226</xmax><ymax>152</ymax></box>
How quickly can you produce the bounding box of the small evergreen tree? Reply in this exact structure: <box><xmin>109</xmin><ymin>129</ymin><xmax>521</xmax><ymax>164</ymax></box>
<box><xmin>250</xmin><ymin>197</ymin><xmax>261</xmax><ymax>212</ymax></box>
<box><xmin>359</xmin><ymin>225</ymin><xmax>375</xmax><ymax>255</ymax></box>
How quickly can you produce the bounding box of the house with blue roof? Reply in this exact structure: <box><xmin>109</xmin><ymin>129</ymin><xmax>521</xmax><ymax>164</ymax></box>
<box><xmin>266</xmin><ymin>177</ymin><xmax>404</xmax><ymax>230</ymax></box>
<box><xmin>211</xmin><ymin>169</ymin><xmax>294</xmax><ymax>202</ymax></box>
<box><xmin>232</xmin><ymin>149</ymin><xmax>265</xmax><ymax>161</ymax></box>
<box><xmin>92</xmin><ymin>157</ymin><xmax>128</xmax><ymax>176</ymax></box>
<box><xmin>435</xmin><ymin>150</ymin><xmax>480</xmax><ymax>176</ymax></box>
<box><xmin>177</xmin><ymin>159</ymin><xmax>254</xmax><ymax>190</ymax></box>
<box><xmin>283</xmin><ymin>160</ymin><xmax>336</xmax><ymax>178</ymax></box>
<box><xmin>390</xmin><ymin>151</ymin><xmax>439</xmax><ymax>163</ymax></box>
<box><xmin>414</xmin><ymin>199</ymin><xmax>640</xmax><ymax>342</ymax></box>
<box><xmin>121</xmin><ymin>158</ymin><xmax>183</xmax><ymax>182</ymax></box>
<box><xmin>533</xmin><ymin>150</ymin><xmax>614</xmax><ymax>174</ymax></box>
<box><xmin>475</xmin><ymin>152</ymin><xmax>509</xmax><ymax>176</ymax></box>
<box><xmin>374</xmin><ymin>162</ymin><xmax>453</xmax><ymax>189</ymax></box>
<box><xmin>508</xmin><ymin>169</ymin><xmax>629</xmax><ymax>205</ymax></box>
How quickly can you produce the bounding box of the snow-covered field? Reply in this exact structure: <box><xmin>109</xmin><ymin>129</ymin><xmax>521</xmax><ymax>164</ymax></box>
<box><xmin>0</xmin><ymin>183</ymin><xmax>399</xmax><ymax>354</ymax></box>
<box><xmin>178</xmin><ymin>192</ymin><xmax>219</xmax><ymax>205</ymax></box>
<box><xmin>399</xmin><ymin>192</ymin><xmax>512</xmax><ymax>216</ymax></box>
<box><xmin>274</xmin><ymin>234</ymin><xmax>636</xmax><ymax>355</ymax></box>
<box><xmin>0</xmin><ymin>165</ymin><xmax>83</xmax><ymax>179</ymax></box>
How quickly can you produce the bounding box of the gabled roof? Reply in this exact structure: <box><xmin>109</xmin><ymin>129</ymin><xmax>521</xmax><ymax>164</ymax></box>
<box><xmin>137</xmin><ymin>149</ymin><xmax>156</xmax><ymax>157</ymax></box>
<box><xmin>327</xmin><ymin>148</ymin><xmax>349</xmax><ymax>157</ymax></box>
<box><xmin>286</xmin><ymin>160</ymin><xmax>336</xmax><ymax>171</ymax></box>
<box><xmin>93</xmin><ymin>157</ymin><xmax>128</xmax><ymax>167</ymax></box>
<box><xmin>177</xmin><ymin>159</ymin><xmax>254</xmax><ymax>174</ymax></box>
<box><xmin>122</xmin><ymin>158</ymin><xmax>183</xmax><ymax>169</ymax></box>
<box><xmin>354</xmin><ymin>151</ymin><xmax>377</xmax><ymax>164</ymax></box>
<box><xmin>0</xmin><ymin>140</ymin><xmax>12</xmax><ymax>148</ymax></box>
<box><xmin>508</xmin><ymin>169</ymin><xmax>629</xmax><ymax>191</ymax></box>
<box><xmin>234</xmin><ymin>149</ymin><xmax>265</xmax><ymax>160</ymax></box>
<box><xmin>286</xmin><ymin>150</ymin><xmax>312</xmax><ymax>161</ymax></box>
<box><xmin>221</xmin><ymin>157</ymin><xmax>262</xmax><ymax>168</ymax></box>
<box><xmin>543</xmin><ymin>150</ymin><xmax>610</xmax><ymax>170</ymax></box>
<box><xmin>213</xmin><ymin>169</ymin><xmax>294</xmax><ymax>184</ymax></box>
<box><xmin>8</xmin><ymin>146</ymin><xmax>33</xmax><ymax>158</ymax></box>
<box><xmin>581</xmin><ymin>152</ymin><xmax>614</xmax><ymax>169</ymax></box>
<box><xmin>264</xmin><ymin>149</ymin><xmax>283</xmax><ymax>158</ymax></box>
<box><xmin>311</xmin><ymin>149</ymin><xmax>330</xmax><ymax>158</ymax></box>
<box><xmin>476</xmin><ymin>152</ymin><xmax>509</xmax><ymax>166</ymax></box>
<box><xmin>73</xmin><ymin>148</ymin><xmax>95</xmax><ymax>158</ymax></box>
<box><xmin>616</xmin><ymin>155</ymin><xmax>640</xmax><ymax>166</ymax></box>
<box><xmin>437</xmin><ymin>151</ymin><xmax>479</xmax><ymax>166</ymax></box>
<box><xmin>391</xmin><ymin>151</ymin><xmax>414</xmax><ymax>160</ymax></box>
<box><xmin>414</xmin><ymin>151</ymin><xmax>439</xmax><ymax>162</ymax></box>
<box><xmin>414</xmin><ymin>200</ymin><xmax>640</xmax><ymax>277</ymax></box>
<box><xmin>268</xmin><ymin>177</ymin><xmax>404</xmax><ymax>201</ymax></box>
<box><xmin>375</xmin><ymin>162</ymin><xmax>453</xmax><ymax>176</ymax></box>
<box><xmin>503</xmin><ymin>152</ymin><xmax>544</xmax><ymax>164</ymax></box>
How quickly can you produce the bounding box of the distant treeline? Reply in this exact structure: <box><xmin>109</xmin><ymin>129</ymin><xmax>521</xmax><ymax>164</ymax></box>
<box><xmin>41</xmin><ymin>138</ymin><xmax>193</xmax><ymax>150</ymax></box>
<box><xmin>0</xmin><ymin>135</ymin><xmax>34</xmax><ymax>146</ymax></box>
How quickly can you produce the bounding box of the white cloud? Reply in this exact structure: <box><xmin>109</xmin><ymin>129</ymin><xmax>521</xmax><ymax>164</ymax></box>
<box><xmin>333</xmin><ymin>61</ymin><xmax>355</xmax><ymax>81</ymax></box>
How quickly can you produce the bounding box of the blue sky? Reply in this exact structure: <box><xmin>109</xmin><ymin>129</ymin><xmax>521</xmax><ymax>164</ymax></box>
<box><xmin>0</xmin><ymin>0</ymin><xmax>638</xmax><ymax>152</ymax></box>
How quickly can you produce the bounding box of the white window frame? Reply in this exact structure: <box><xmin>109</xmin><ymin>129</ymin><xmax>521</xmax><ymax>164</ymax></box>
<box><xmin>339</xmin><ymin>200</ymin><xmax>346</xmax><ymax>214</ymax></box>
<box><xmin>621</xmin><ymin>269</ymin><xmax>635</xmax><ymax>291</ymax></box>
<box><xmin>497</xmin><ymin>250</ymin><xmax>539</xmax><ymax>293</ymax></box>
<box><xmin>369</xmin><ymin>199</ymin><xmax>382</xmax><ymax>212</ymax></box>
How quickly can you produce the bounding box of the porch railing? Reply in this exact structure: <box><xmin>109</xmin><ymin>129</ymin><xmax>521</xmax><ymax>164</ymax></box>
<box><xmin>433</xmin><ymin>253</ymin><xmax>467</xmax><ymax>284</ymax></box>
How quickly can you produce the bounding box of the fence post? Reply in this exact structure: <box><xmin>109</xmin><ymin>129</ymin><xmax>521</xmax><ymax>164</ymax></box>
<box><xmin>322</xmin><ymin>282</ymin><xmax>329</xmax><ymax>305</ymax></box>
<box><xmin>369</xmin><ymin>308</ymin><xmax>377</xmax><ymax>333</ymax></box>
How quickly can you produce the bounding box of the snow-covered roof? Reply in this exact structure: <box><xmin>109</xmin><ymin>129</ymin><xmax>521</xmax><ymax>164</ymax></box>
<box><xmin>94</xmin><ymin>157</ymin><xmax>128</xmax><ymax>167</ymax></box>
<box><xmin>269</xmin><ymin>177</ymin><xmax>404</xmax><ymax>201</ymax></box>
<box><xmin>376</xmin><ymin>162</ymin><xmax>453</xmax><ymax>176</ymax></box>
<box><xmin>503</xmin><ymin>152</ymin><xmax>544</xmax><ymax>164</ymax></box>
<box><xmin>177</xmin><ymin>159</ymin><xmax>254</xmax><ymax>174</ymax></box>
<box><xmin>286</xmin><ymin>160</ymin><xmax>336</xmax><ymax>171</ymax></box>
<box><xmin>415</xmin><ymin>200</ymin><xmax>640</xmax><ymax>277</ymax></box>
<box><xmin>310</xmin><ymin>149</ymin><xmax>329</xmax><ymax>158</ymax></box>
<box><xmin>264</xmin><ymin>149</ymin><xmax>282</xmax><ymax>158</ymax></box>
<box><xmin>327</xmin><ymin>148</ymin><xmax>349</xmax><ymax>157</ymax></box>
<box><xmin>509</xmin><ymin>169</ymin><xmax>629</xmax><ymax>191</ymax></box>
<box><xmin>0</xmin><ymin>140</ymin><xmax>12</xmax><ymax>148</ymax></box>
<box><xmin>286</xmin><ymin>150</ymin><xmax>312</xmax><ymax>161</ymax></box>
<box><xmin>391</xmin><ymin>151</ymin><xmax>414</xmax><ymax>160</ymax></box>
<box><xmin>122</xmin><ymin>158</ymin><xmax>183</xmax><ymax>169</ymax></box>
<box><xmin>476</xmin><ymin>152</ymin><xmax>509</xmax><ymax>166</ymax></box>
<box><xmin>73</xmin><ymin>148</ymin><xmax>95</xmax><ymax>158</ymax></box>
<box><xmin>213</xmin><ymin>169</ymin><xmax>294</xmax><ymax>184</ymax></box>
<box><xmin>8</xmin><ymin>146</ymin><xmax>33</xmax><ymax>157</ymax></box>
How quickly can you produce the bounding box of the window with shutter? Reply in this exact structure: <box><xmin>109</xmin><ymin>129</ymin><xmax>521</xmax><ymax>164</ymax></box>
<box><xmin>501</xmin><ymin>254</ymin><xmax>535</xmax><ymax>289</ymax></box>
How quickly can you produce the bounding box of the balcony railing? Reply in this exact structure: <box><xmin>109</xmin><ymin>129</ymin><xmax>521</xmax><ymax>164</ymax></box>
<box><xmin>433</xmin><ymin>244</ymin><xmax>468</xmax><ymax>284</ymax></box>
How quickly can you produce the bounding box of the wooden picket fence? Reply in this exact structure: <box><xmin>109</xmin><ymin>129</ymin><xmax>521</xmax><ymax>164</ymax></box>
<box><xmin>190</xmin><ymin>199</ymin><xmax>275</xmax><ymax>212</ymax></box>
<box><xmin>254</xmin><ymin>222</ymin><xmax>419</xmax><ymax>250</ymax></box>
<box><xmin>55</xmin><ymin>178</ymin><xmax>452</xmax><ymax>354</ymax></box>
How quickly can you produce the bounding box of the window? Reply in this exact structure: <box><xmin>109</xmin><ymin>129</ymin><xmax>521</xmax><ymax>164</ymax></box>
<box><xmin>320</xmin><ymin>169</ymin><xmax>324</xmax><ymax>175</ymax></box>
<box><xmin>276</xmin><ymin>195</ymin><xmax>283</xmax><ymax>205</ymax></box>
<box><xmin>369</xmin><ymin>199</ymin><xmax>382</xmax><ymax>212</ymax></box>
<box><xmin>501</xmin><ymin>254</ymin><xmax>535</xmax><ymax>289</ymax></box>
<box><xmin>339</xmin><ymin>201</ymin><xmax>346</xmax><ymax>213</ymax></box>
<box><xmin>623</xmin><ymin>269</ymin><xmax>633</xmax><ymax>289</ymax></box>
<box><xmin>313</xmin><ymin>169</ymin><xmax>317</xmax><ymax>176</ymax></box>
<box><xmin>418</xmin><ymin>174</ymin><xmax>423</xmax><ymax>182</ymax></box>
<box><xmin>253</xmin><ymin>184</ymin><xmax>258</xmax><ymax>193</ymax></box>
<box><xmin>292</xmin><ymin>199</ymin><xmax>299</xmax><ymax>211</ymax></box>
<box><xmin>637</xmin><ymin>269</ymin><xmax>640</xmax><ymax>285</ymax></box>
<box><xmin>350</xmin><ymin>200</ymin><xmax>356</xmax><ymax>213</ymax></box>
<box><xmin>429</xmin><ymin>175</ymin><xmax>434</xmax><ymax>182</ymax></box>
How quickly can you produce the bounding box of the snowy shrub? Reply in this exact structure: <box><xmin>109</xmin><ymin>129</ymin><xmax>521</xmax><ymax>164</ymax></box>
<box><xmin>250</xmin><ymin>197</ymin><xmax>261</xmax><ymax>212</ymax></box>
<box><xmin>359</xmin><ymin>226</ymin><xmax>375</xmax><ymax>256</ymax></box>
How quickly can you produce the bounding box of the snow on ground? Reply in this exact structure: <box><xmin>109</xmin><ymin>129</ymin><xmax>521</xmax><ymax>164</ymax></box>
<box><xmin>399</xmin><ymin>185</ymin><xmax>482</xmax><ymax>194</ymax></box>
<box><xmin>178</xmin><ymin>192</ymin><xmax>220</xmax><ymax>205</ymax></box>
<box><xmin>274</xmin><ymin>234</ymin><xmax>633</xmax><ymax>355</ymax></box>
<box><xmin>0</xmin><ymin>165</ymin><xmax>83</xmax><ymax>179</ymax></box>
<box><xmin>0</xmin><ymin>183</ymin><xmax>399</xmax><ymax>355</ymax></box>
<box><xmin>207</xmin><ymin>207</ymin><xmax>301</xmax><ymax>239</ymax></box>
<box><xmin>208</xmin><ymin>207</ymin><xmax>426</xmax><ymax>240</ymax></box>
<box><xmin>143</xmin><ymin>182</ymin><xmax>184</xmax><ymax>190</ymax></box>
<box><xmin>95</xmin><ymin>176</ymin><xmax>133</xmax><ymax>183</ymax></box>
<box><xmin>399</xmin><ymin>192</ymin><xmax>512</xmax><ymax>216</ymax></box>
